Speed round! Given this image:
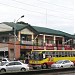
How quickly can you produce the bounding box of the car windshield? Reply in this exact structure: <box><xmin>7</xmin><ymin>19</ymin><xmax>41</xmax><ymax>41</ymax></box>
<box><xmin>56</xmin><ymin>60</ymin><xmax>63</xmax><ymax>64</ymax></box>
<box><xmin>1</xmin><ymin>62</ymin><xmax>8</xmax><ymax>66</ymax></box>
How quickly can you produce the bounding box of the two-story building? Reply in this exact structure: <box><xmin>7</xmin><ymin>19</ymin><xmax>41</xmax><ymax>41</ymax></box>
<box><xmin>0</xmin><ymin>22</ymin><xmax>74</xmax><ymax>60</ymax></box>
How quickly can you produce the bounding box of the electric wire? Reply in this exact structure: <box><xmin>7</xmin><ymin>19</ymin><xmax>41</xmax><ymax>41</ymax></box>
<box><xmin>0</xmin><ymin>2</ymin><xmax>73</xmax><ymax>20</ymax></box>
<box><xmin>11</xmin><ymin>0</ymin><xmax>73</xmax><ymax>15</ymax></box>
<box><xmin>37</xmin><ymin>0</ymin><xmax>73</xmax><ymax>10</ymax></box>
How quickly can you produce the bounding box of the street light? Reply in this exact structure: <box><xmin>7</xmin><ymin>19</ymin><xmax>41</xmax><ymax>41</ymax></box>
<box><xmin>16</xmin><ymin>15</ymin><xmax>24</xmax><ymax>23</ymax></box>
<box><xmin>14</xmin><ymin>15</ymin><xmax>24</xmax><ymax>60</ymax></box>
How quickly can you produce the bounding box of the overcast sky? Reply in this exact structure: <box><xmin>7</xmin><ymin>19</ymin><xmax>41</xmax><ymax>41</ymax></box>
<box><xmin>0</xmin><ymin>0</ymin><xmax>74</xmax><ymax>34</ymax></box>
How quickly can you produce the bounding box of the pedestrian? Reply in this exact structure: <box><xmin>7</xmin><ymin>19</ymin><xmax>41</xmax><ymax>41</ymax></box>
<box><xmin>25</xmin><ymin>57</ymin><xmax>29</xmax><ymax>64</ymax></box>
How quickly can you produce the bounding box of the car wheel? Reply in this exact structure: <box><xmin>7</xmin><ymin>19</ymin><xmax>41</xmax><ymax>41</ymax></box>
<box><xmin>0</xmin><ymin>69</ymin><xmax>6</xmax><ymax>72</ymax></box>
<box><xmin>21</xmin><ymin>68</ymin><xmax>26</xmax><ymax>71</ymax></box>
<box><xmin>61</xmin><ymin>66</ymin><xmax>63</xmax><ymax>68</ymax></box>
<box><xmin>42</xmin><ymin>63</ymin><xmax>48</xmax><ymax>69</ymax></box>
<box><xmin>70</xmin><ymin>65</ymin><xmax>73</xmax><ymax>67</ymax></box>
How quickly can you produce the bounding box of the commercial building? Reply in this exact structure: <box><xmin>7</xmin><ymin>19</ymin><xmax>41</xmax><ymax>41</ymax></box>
<box><xmin>0</xmin><ymin>22</ymin><xmax>75</xmax><ymax>60</ymax></box>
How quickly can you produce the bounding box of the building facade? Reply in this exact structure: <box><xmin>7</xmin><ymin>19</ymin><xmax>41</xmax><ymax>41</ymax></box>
<box><xmin>0</xmin><ymin>22</ymin><xmax>74</xmax><ymax>60</ymax></box>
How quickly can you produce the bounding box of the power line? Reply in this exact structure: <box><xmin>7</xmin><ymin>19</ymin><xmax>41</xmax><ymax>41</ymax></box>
<box><xmin>11</xmin><ymin>0</ymin><xmax>73</xmax><ymax>15</ymax></box>
<box><xmin>0</xmin><ymin>2</ymin><xmax>73</xmax><ymax>20</ymax></box>
<box><xmin>0</xmin><ymin>2</ymin><xmax>44</xmax><ymax>14</ymax></box>
<box><xmin>37</xmin><ymin>0</ymin><xmax>73</xmax><ymax>10</ymax></box>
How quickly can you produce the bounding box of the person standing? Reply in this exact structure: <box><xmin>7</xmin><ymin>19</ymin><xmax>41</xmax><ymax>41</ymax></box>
<box><xmin>25</xmin><ymin>57</ymin><xmax>29</xmax><ymax>64</ymax></box>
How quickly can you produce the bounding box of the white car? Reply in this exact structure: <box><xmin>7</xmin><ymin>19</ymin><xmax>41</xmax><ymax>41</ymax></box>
<box><xmin>51</xmin><ymin>60</ymin><xmax>74</xmax><ymax>69</ymax></box>
<box><xmin>1</xmin><ymin>58</ymin><xmax>9</xmax><ymax>65</ymax></box>
<box><xmin>0</xmin><ymin>61</ymin><xmax>29</xmax><ymax>72</ymax></box>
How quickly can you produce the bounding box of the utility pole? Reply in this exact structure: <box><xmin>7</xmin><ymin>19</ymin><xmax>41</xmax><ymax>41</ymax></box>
<box><xmin>14</xmin><ymin>15</ymin><xmax>24</xmax><ymax>60</ymax></box>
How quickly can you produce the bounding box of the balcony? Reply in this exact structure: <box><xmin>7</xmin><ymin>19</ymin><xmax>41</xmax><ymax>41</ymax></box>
<box><xmin>20</xmin><ymin>40</ymin><xmax>73</xmax><ymax>50</ymax></box>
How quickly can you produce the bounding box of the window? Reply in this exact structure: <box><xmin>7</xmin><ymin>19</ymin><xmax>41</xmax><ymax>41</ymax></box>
<box><xmin>59</xmin><ymin>40</ymin><xmax>62</xmax><ymax>44</ymax></box>
<box><xmin>21</xmin><ymin>34</ymin><xmax>31</xmax><ymax>41</ymax></box>
<box><xmin>64</xmin><ymin>60</ymin><xmax>70</xmax><ymax>63</ymax></box>
<box><xmin>50</xmin><ymin>40</ymin><xmax>54</xmax><ymax>44</ymax></box>
<box><xmin>45</xmin><ymin>39</ymin><xmax>49</xmax><ymax>44</ymax></box>
<box><xmin>14</xmin><ymin>62</ymin><xmax>21</xmax><ymax>65</ymax></box>
<box><xmin>0</xmin><ymin>36</ymin><xmax>9</xmax><ymax>42</ymax></box>
<box><xmin>7</xmin><ymin>62</ymin><xmax>14</xmax><ymax>66</ymax></box>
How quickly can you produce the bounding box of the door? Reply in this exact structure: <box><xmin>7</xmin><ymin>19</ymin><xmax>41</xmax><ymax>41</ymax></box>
<box><xmin>13</xmin><ymin>62</ymin><xmax>22</xmax><ymax>71</ymax></box>
<box><xmin>6</xmin><ymin>62</ymin><xmax>14</xmax><ymax>71</ymax></box>
<box><xmin>63</xmin><ymin>60</ymin><xmax>70</xmax><ymax>68</ymax></box>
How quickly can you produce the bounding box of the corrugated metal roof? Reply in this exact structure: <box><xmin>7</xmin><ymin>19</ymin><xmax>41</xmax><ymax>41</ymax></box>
<box><xmin>3</xmin><ymin>22</ymin><xmax>75</xmax><ymax>39</ymax></box>
<box><xmin>32</xmin><ymin>26</ymin><xmax>74</xmax><ymax>38</ymax></box>
<box><xmin>0</xmin><ymin>23</ymin><xmax>12</xmax><ymax>32</ymax></box>
<box><xmin>3</xmin><ymin>22</ymin><xmax>28</xmax><ymax>31</ymax></box>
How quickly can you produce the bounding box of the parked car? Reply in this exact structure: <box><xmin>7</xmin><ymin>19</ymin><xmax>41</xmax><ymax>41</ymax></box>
<box><xmin>0</xmin><ymin>61</ymin><xmax>29</xmax><ymax>72</ymax></box>
<box><xmin>51</xmin><ymin>60</ymin><xmax>74</xmax><ymax>69</ymax></box>
<box><xmin>1</xmin><ymin>58</ymin><xmax>9</xmax><ymax>65</ymax></box>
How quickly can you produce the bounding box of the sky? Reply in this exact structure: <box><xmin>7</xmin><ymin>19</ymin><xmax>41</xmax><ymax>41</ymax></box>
<box><xmin>0</xmin><ymin>0</ymin><xmax>74</xmax><ymax>34</ymax></box>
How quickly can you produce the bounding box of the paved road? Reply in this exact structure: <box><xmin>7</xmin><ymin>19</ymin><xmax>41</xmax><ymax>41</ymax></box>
<box><xmin>29</xmin><ymin>67</ymin><xmax>75</xmax><ymax>75</ymax></box>
<box><xmin>58</xmin><ymin>72</ymin><xmax>75</xmax><ymax>75</ymax></box>
<box><xmin>36</xmin><ymin>72</ymin><xmax>75</xmax><ymax>75</ymax></box>
<box><xmin>58</xmin><ymin>73</ymin><xmax>75</xmax><ymax>75</ymax></box>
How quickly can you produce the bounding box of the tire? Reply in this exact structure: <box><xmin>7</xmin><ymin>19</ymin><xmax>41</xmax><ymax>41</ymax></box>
<box><xmin>70</xmin><ymin>65</ymin><xmax>73</xmax><ymax>67</ymax></box>
<box><xmin>0</xmin><ymin>69</ymin><xmax>6</xmax><ymax>72</ymax></box>
<box><xmin>61</xmin><ymin>66</ymin><xmax>63</xmax><ymax>68</ymax></box>
<box><xmin>21</xmin><ymin>68</ymin><xmax>26</xmax><ymax>71</ymax></box>
<box><xmin>42</xmin><ymin>64</ymin><xmax>48</xmax><ymax>69</ymax></box>
<box><xmin>33</xmin><ymin>67</ymin><xmax>37</xmax><ymax>69</ymax></box>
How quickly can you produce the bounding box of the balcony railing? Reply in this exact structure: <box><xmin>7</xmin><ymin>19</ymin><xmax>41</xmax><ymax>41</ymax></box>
<box><xmin>21</xmin><ymin>40</ymin><xmax>32</xmax><ymax>45</ymax></box>
<box><xmin>20</xmin><ymin>41</ymin><xmax>73</xmax><ymax>50</ymax></box>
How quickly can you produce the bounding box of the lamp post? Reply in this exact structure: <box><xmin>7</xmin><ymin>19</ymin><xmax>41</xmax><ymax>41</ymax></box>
<box><xmin>15</xmin><ymin>15</ymin><xmax>24</xmax><ymax>23</ymax></box>
<box><xmin>14</xmin><ymin>15</ymin><xmax>24</xmax><ymax>60</ymax></box>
